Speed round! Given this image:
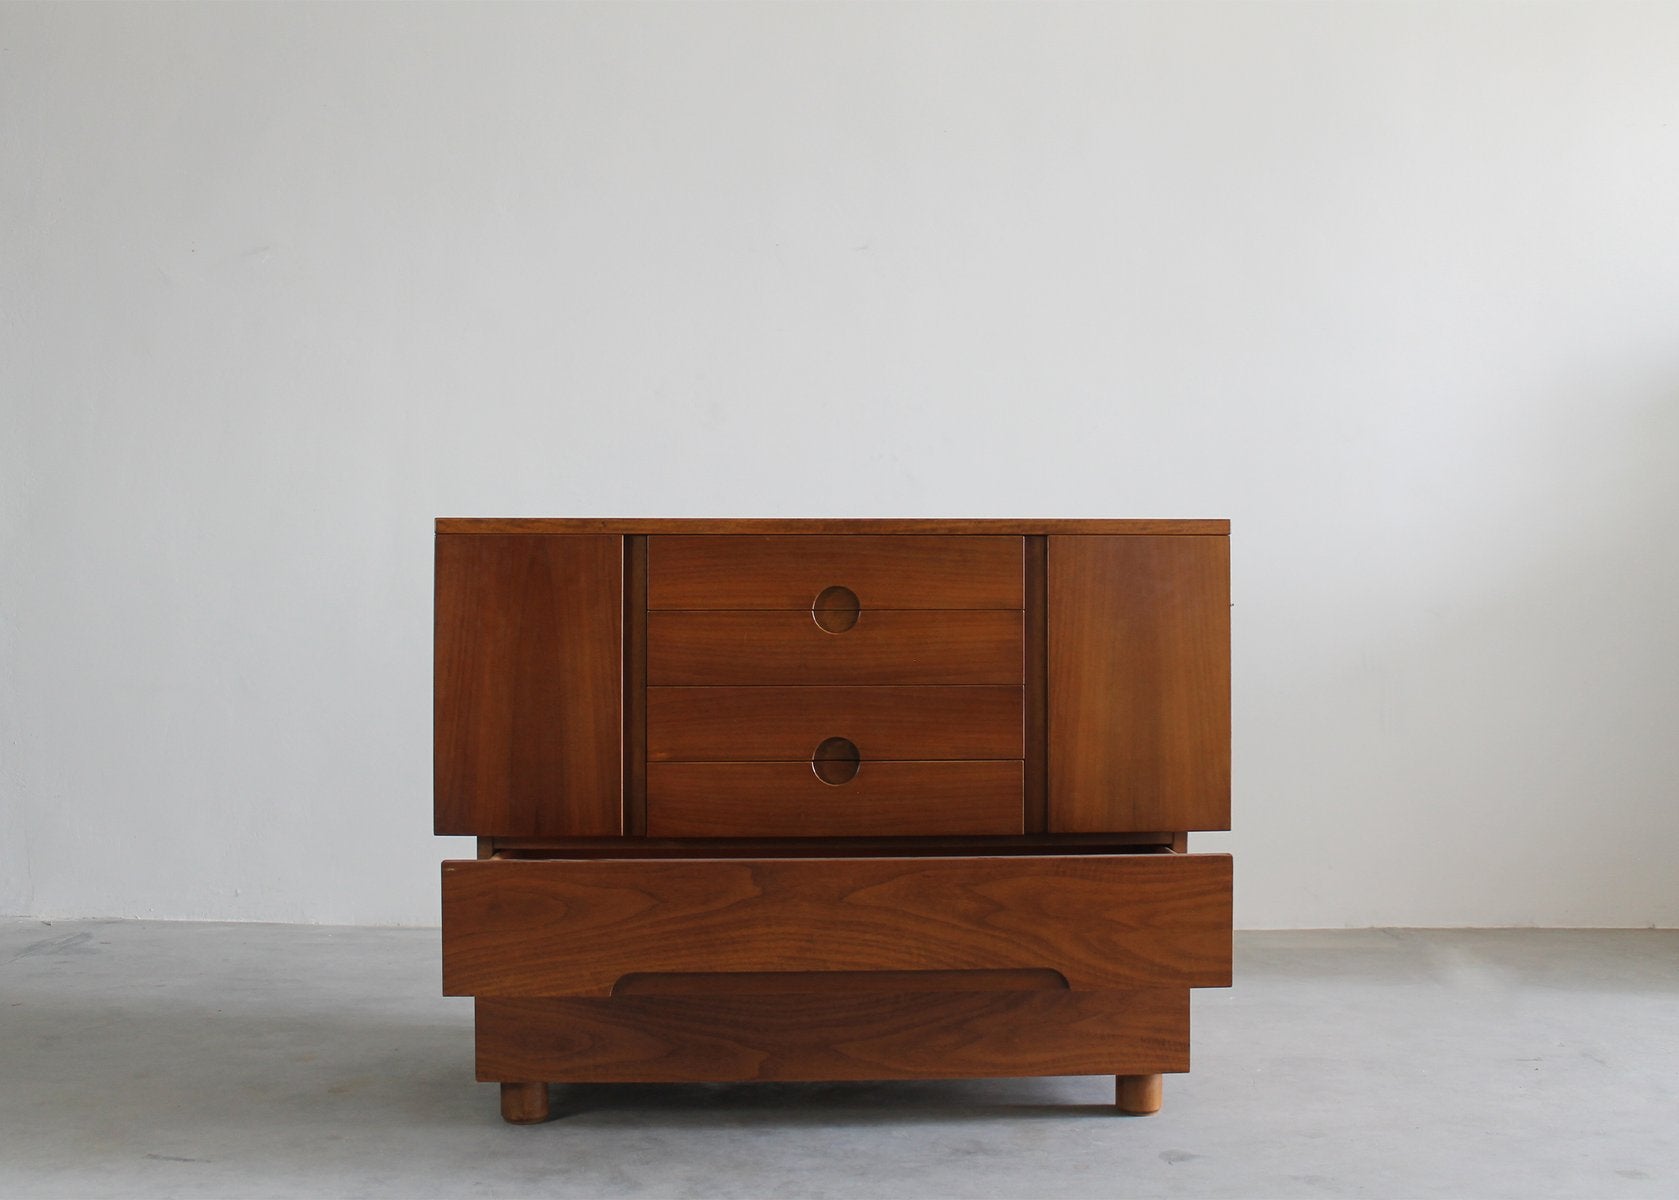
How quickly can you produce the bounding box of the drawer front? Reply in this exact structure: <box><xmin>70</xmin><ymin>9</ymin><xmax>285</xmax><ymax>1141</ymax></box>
<box><xmin>648</xmin><ymin>610</ymin><xmax>1024</xmax><ymax>686</ymax></box>
<box><xmin>442</xmin><ymin>853</ymin><xmax>1233</xmax><ymax>997</ymax></box>
<box><xmin>649</xmin><ymin>535</ymin><xmax>1024</xmax><ymax>610</ymax></box>
<box><xmin>648</xmin><ymin>686</ymin><xmax>1023</xmax><ymax>762</ymax></box>
<box><xmin>475</xmin><ymin>989</ymin><xmax>1189</xmax><ymax>1083</ymax></box>
<box><xmin>646</xmin><ymin>761</ymin><xmax>1024</xmax><ymax>837</ymax></box>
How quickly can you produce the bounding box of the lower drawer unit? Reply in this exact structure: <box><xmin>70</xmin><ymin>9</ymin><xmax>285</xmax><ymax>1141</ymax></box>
<box><xmin>442</xmin><ymin>852</ymin><xmax>1229</xmax><ymax>1109</ymax></box>
<box><xmin>474</xmin><ymin>989</ymin><xmax>1190</xmax><ymax>1084</ymax></box>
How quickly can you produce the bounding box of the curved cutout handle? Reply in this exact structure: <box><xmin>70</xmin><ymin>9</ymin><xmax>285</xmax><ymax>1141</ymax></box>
<box><xmin>811</xmin><ymin>585</ymin><xmax>860</xmax><ymax>633</ymax></box>
<box><xmin>811</xmin><ymin>736</ymin><xmax>861</xmax><ymax>784</ymax></box>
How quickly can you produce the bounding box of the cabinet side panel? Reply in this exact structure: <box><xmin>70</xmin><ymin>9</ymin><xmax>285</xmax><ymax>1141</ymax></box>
<box><xmin>435</xmin><ymin>534</ymin><xmax>623</xmax><ymax>836</ymax></box>
<box><xmin>1047</xmin><ymin>535</ymin><xmax>1230</xmax><ymax>832</ymax></box>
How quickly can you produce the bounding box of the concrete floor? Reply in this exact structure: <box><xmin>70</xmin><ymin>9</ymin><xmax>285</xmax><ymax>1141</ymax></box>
<box><xmin>1</xmin><ymin>923</ymin><xmax>1674</xmax><ymax>1199</ymax></box>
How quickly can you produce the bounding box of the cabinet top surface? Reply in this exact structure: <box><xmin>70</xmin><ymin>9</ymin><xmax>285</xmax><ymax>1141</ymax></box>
<box><xmin>436</xmin><ymin>518</ymin><xmax>1228</xmax><ymax>535</ymax></box>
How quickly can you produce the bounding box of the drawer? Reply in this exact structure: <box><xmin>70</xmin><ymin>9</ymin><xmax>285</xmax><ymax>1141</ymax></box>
<box><xmin>647</xmin><ymin>686</ymin><xmax>1023</xmax><ymax>761</ymax></box>
<box><xmin>649</xmin><ymin>535</ymin><xmax>1024</xmax><ymax>610</ymax></box>
<box><xmin>475</xmin><ymin>989</ymin><xmax>1190</xmax><ymax>1083</ymax></box>
<box><xmin>647</xmin><ymin>610</ymin><xmax>1024</xmax><ymax>686</ymax></box>
<box><xmin>646</xmin><ymin>761</ymin><xmax>1023</xmax><ymax>837</ymax></box>
<box><xmin>442</xmin><ymin>853</ymin><xmax>1233</xmax><ymax>997</ymax></box>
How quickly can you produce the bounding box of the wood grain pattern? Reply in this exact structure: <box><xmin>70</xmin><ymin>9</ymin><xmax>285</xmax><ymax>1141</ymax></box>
<box><xmin>645</xmin><ymin>761</ymin><xmax>1024</xmax><ymax>838</ymax></box>
<box><xmin>649</xmin><ymin>535</ymin><xmax>1023</xmax><ymax>609</ymax></box>
<box><xmin>622</xmin><ymin>535</ymin><xmax>648</xmax><ymax>836</ymax></box>
<box><xmin>1048</xmin><ymin>535</ymin><xmax>1230</xmax><ymax>833</ymax></box>
<box><xmin>611</xmin><ymin>969</ymin><xmax>1068</xmax><ymax>995</ymax></box>
<box><xmin>1024</xmin><ymin>535</ymin><xmax>1048</xmax><ymax>834</ymax></box>
<box><xmin>434</xmin><ymin>534</ymin><xmax>623</xmax><ymax>837</ymax></box>
<box><xmin>475</xmin><ymin>989</ymin><xmax>1189</xmax><ymax>1083</ymax></box>
<box><xmin>487</xmin><ymin>834</ymin><xmax>1183</xmax><ymax>857</ymax></box>
<box><xmin>442</xmin><ymin>854</ymin><xmax>1232</xmax><ymax>996</ymax></box>
<box><xmin>648</xmin><ymin>610</ymin><xmax>1024</xmax><ymax>686</ymax></box>
<box><xmin>442</xmin><ymin>518</ymin><xmax>1228</xmax><ymax>536</ymax></box>
<box><xmin>647</xmin><ymin>686</ymin><xmax>1023</xmax><ymax>761</ymax></box>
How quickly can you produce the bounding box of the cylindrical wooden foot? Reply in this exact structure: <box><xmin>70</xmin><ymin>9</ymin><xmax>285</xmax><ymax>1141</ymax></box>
<box><xmin>499</xmin><ymin>1081</ymin><xmax>551</xmax><ymax>1124</ymax></box>
<box><xmin>1116</xmin><ymin>1073</ymin><xmax>1163</xmax><ymax>1115</ymax></box>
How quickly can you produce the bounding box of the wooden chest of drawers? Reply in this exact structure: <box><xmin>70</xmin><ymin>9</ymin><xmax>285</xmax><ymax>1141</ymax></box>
<box><xmin>435</xmin><ymin>518</ymin><xmax>1231</xmax><ymax>1123</ymax></box>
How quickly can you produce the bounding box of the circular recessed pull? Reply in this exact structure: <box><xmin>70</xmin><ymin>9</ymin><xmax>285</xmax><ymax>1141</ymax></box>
<box><xmin>811</xmin><ymin>585</ymin><xmax>860</xmax><ymax>633</ymax></box>
<box><xmin>811</xmin><ymin>736</ymin><xmax>860</xmax><ymax>785</ymax></box>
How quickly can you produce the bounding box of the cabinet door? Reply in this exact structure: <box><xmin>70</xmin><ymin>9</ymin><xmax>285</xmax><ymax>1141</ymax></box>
<box><xmin>1047</xmin><ymin>535</ymin><xmax>1229</xmax><ymax>832</ymax></box>
<box><xmin>435</xmin><ymin>534</ymin><xmax>622</xmax><ymax>836</ymax></box>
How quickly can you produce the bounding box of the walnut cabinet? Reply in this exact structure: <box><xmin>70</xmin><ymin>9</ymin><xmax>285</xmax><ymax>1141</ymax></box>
<box><xmin>435</xmin><ymin>519</ymin><xmax>1231</xmax><ymax>1123</ymax></box>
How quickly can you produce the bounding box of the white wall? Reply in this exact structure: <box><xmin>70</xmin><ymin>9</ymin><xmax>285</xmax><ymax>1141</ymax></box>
<box><xmin>4</xmin><ymin>2</ymin><xmax>1677</xmax><ymax>928</ymax></box>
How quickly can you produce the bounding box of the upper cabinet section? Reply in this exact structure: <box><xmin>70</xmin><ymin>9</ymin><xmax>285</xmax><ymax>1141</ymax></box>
<box><xmin>432</xmin><ymin>520</ymin><xmax>1230</xmax><ymax>840</ymax></box>
<box><xmin>1047</xmin><ymin>536</ymin><xmax>1231</xmax><ymax>833</ymax></box>
<box><xmin>434</xmin><ymin>534</ymin><xmax>623</xmax><ymax>837</ymax></box>
<box><xmin>648</xmin><ymin>536</ymin><xmax>1024</xmax><ymax>610</ymax></box>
